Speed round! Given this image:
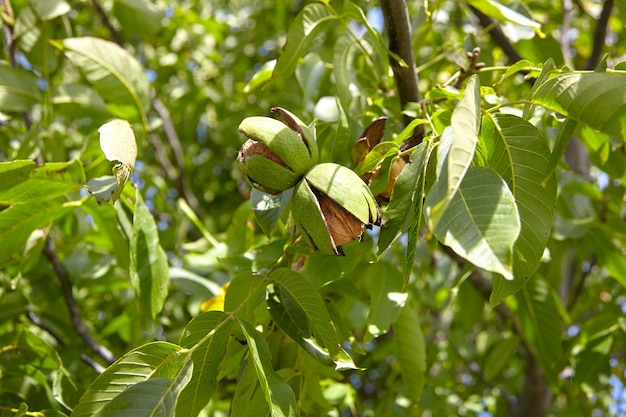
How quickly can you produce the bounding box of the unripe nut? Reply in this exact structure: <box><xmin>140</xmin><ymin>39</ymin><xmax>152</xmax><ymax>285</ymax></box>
<box><xmin>292</xmin><ymin>163</ymin><xmax>380</xmax><ymax>255</ymax></box>
<box><xmin>237</xmin><ymin>108</ymin><xmax>318</xmax><ymax>194</ymax></box>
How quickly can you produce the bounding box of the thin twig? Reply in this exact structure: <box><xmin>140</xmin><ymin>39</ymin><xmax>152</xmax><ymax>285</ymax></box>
<box><xmin>81</xmin><ymin>354</ymin><xmax>107</xmax><ymax>374</ymax></box>
<box><xmin>380</xmin><ymin>0</ymin><xmax>425</xmax><ymax>143</ymax></box>
<box><xmin>43</xmin><ymin>237</ymin><xmax>117</xmax><ymax>365</ymax></box>
<box><xmin>91</xmin><ymin>0</ymin><xmax>124</xmax><ymax>45</ymax></box>
<box><xmin>152</xmin><ymin>97</ymin><xmax>200</xmax><ymax>211</ymax></box>
<box><xmin>27</xmin><ymin>311</ymin><xmax>66</xmax><ymax>346</ymax></box>
<box><xmin>585</xmin><ymin>0</ymin><xmax>614</xmax><ymax>70</ymax></box>
<box><xmin>561</xmin><ymin>0</ymin><xmax>575</xmax><ymax>68</ymax></box>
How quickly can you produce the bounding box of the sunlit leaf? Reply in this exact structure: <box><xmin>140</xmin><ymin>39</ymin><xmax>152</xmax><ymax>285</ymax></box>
<box><xmin>71</xmin><ymin>342</ymin><xmax>185</xmax><ymax>417</ymax></box>
<box><xmin>466</xmin><ymin>0</ymin><xmax>543</xmax><ymax>36</ymax></box>
<box><xmin>93</xmin><ymin>363</ymin><xmax>192</xmax><ymax>417</ymax></box>
<box><xmin>426</xmin><ymin>166</ymin><xmax>520</xmax><ymax>279</ymax></box>
<box><xmin>483</xmin><ymin>114</ymin><xmax>557</xmax><ymax>305</ymax></box>
<box><xmin>52</xmin><ymin>37</ymin><xmax>151</xmax><ymax>123</ymax></box>
<box><xmin>425</xmin><ymin>75</ymin><xmax>480</xmax><ymax>228</ymax></box>
<box><xmin>272</xmin><ymin>3</ymin><xmax>338</xmax><ymax>82</ymax></box>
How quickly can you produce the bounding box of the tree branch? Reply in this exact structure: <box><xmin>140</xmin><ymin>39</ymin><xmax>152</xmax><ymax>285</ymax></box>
<box><xmin>43</xmin><ymin>237</ymin><xmax>117</xmax><ymax>365</ymax></box>
<box><xmin>380</xmin><ymin>0</ymin><xmax>424</xmax><ymax>142</ymax></box>
<box><xmin>585</xmin><ymin>0</ymin><xmax>614</xmax><ymax>70</ymax></box>
<box><xmin>469</xmin><ymin>6</ymin><xmax>525</xmax><ymax>64</ymax></box>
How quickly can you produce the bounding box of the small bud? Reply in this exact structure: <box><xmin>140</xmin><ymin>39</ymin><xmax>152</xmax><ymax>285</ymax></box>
<box><xmin>237</xmin><ymin>108</ymin><xmax>318</xmax><ymax>194</ymax></box>
<box><xmin>292</xmin><ymin>163</ymin><xmax>380</xmax><ymax>255</ymax></box>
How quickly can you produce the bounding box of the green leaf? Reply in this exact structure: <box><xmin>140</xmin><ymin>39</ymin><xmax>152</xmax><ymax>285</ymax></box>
<box><xmin>71</xmin><ymin>342</ymin><xmax>185</xmax><ymax>417</ymax></box>
<box><xmin>378</xmin><ymin>141</ymin><xmax>430</xmax><ymax>255</ymax></box>
<box><xmin>531</xmin><ymin>72</ymin><xmax>626</xmax><ymax>140</ymax></box>
<box><xmin>0</xmin><ymin>64</ymin><xmax>40</xmax><ymax>112</ymax></box>
<box><xmin>130</xmin><ymin>190</ymin><xmax>170</xmax><ymax>322</ymax></box>
<box><xmin>251</xmin><ymin>188</ymin><xmax>293</xmax><ymax>237</ymax></box>
<box><xmin>177</xmin><ymin>311</ymin><xmax>232</xmax><ymax>417</ymax></box>
<box><xmin>32</xmin><ymin>0</ymin><xmax>71</xmax><ymax>20</ymax></box>
<box><xmin>364</xmin><ymin>262</ymin><xmax>407</xmax><ymax>342</ymax></box>
<box><xmin>113</xmin><ymin>0</ymin><xmax>164</xmax><ymax>36</ymax></box>
<box><xmin>269</xmin><ymin>268</ymin><xmax>339</xmax><ymax>360</ymax></box>
<box><xmin>425</xmin><ymin>75</ymin><xmax>480</xmax><ymax>228</ymax></box>
<box><xmin>52</xmin><ymin>37</ymin><xmax>151</xmax><ymax>123</ymax></box>
<box><xmin>393</xmin><ymin>306</ymin><xmax>426</xmax><ymax>404</ymax></box>
<box><xmin>237</xmin><ymin>318</ymin><xmax>297</xmax><ymax>417</ymax></box>
<box><xmin>333</xmin><ymin>34</ymin><xmax>359</xmax><ymax>111</ymax></box>
<box><xmin>272</xmin><ymin>3</ymin><xmax>338</xmax><ymax>82</ymax></box>
<box><xmin>0</xmin><ymin>159</ymin><xmax>85</xmax><ymax>205</ymax></box>
<box><xmin>231</xmin><ymin>358</ymin><xmax>271</xmax><ymax>417</ymax></box>
<box><xmin>354</xmin><ymin>142</ymin><xmax>398</xmax><ymax>175</ymax></box>
<box><xmin>0</xmin><ymin>202</ymin><xmax>75</xmax><ymax>265</ymax></box>
<box><xmin>51</xmin><ymin>83</ymin><xmax>109</xmax><ymax>118</ymax></box>
<box><xmin>516</xmin><ymin>277</ymin><xmax>562</xmax><ymax>365</ymax></box>
<box><xmin>93</xmin><ymin>365</ymin><xmax>193</xmax><ymax>417</ymax></box>
<box><xmin>482</xmin><ymin>114</ymin><xmax>557</xmax><ymax>305</ymax></box>
<box><xmin>465</xmin><ymin>0</ymin><xmax>543</xmax><ymax>36</ymax></box>
<box><xmin>617</xmin><ymin>0</ymin><xmax>626</xmax><ymax>19</ymax></box>
<box><xmin>426</xmin><ymin>166</ymin><xmax>520</xmax><ymax>279</ymax></box>
<box><xmin>522</xmin><ymin>58</ymin><xmax>556</xmax><ymax>120</ymax></box>
<box><xmin>224</xmin><ymin>271</ymin><xmax>267</xmax><ymax>322</ymax></box>
<box><xmin>483</xmin><ymin>336</ymin><xmax>520</xmax><ymax>381</ymax></box>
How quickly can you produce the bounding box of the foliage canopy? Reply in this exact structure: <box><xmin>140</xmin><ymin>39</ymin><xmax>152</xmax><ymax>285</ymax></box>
<box><xmin>1</xmin><ymin>0</ymin><xmax>626</xmax><ymax>416</ymax></box>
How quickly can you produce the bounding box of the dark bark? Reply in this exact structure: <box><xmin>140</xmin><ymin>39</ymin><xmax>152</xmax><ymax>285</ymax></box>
<box><xmin>380</xmin><ymin>0</ymin><xmax>424</xmax><ymax>142</ymax></box>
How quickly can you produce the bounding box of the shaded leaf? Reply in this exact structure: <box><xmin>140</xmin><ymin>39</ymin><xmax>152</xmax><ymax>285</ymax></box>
<box><xmin>177</xmin><ymin>311</ymin><xmax>233</xmax><ymax>417</ymax></box>
<box><xmin>0</xmin><ymin>65</ymin><xmax>40</xmax><ymax>112</ymax></box>
<box><xmin>531</xmin><ymin>72</ymin><xmax>626</xmax><ymax>140</ymax></box>
<box><xmin>269</xmin><ymin>268</ymin><xmax>339</xmax><ymax>360</ymax></box>
<box><xmin>251</xmin><ymin>188</ymin><xmax>293</xmax><ymax>237</ymax></box>
<box><xmin>237</xmin><ymin>319</ymin><xmax>297</xmax><ymax>417</ymax></box>
<box><xmin>130</xmin><ymin>190</ymin><xmax>170</xmax><ymax>322</ymax></box>
<box><xmin>377</xmin><ymin>141</ymin><xmax>430</xmax><ymax>255</ymax></box>
<box><xmin>516</xmin><ymin>277</ymin><xmax>562</xmax><ymax>365</ymax></box>
<box><xmin>364</xmin><ymin>262</ymin><xmax>406</xmax><ymax>342</ymax></box>
<box><xmin>393</xmin><ymin>306</ymin><xmax>426</xmax><ymax>404</ymax></box>
<box><xmin>113</xmin><ymin>0</ymin><xmax>164</xmax><ymax>36</ymax></box>
<box><xmin>224</xmin><ymin>272</ymin><xmax>267</xmax><ymax>322</ymax></box>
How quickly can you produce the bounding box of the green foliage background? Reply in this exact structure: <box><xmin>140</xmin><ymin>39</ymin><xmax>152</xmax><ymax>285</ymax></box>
<box><xmin>1</xmin><ymin>0</ymin><xmax>626</xmax><ymax>416</ymax></box>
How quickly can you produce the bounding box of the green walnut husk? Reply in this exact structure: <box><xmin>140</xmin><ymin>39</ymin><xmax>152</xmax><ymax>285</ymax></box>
<box><xmin>292</xmin><ymin>162</ymin><xmax>380</xmax><ymax>255</ymax></box>
<box><xmin>237</xmin><ymin>107</ymin><xmax>318</xmax><ymax>194</ymax></box>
